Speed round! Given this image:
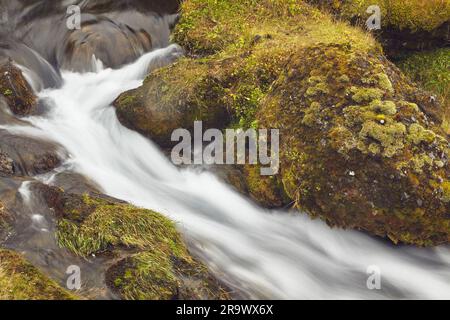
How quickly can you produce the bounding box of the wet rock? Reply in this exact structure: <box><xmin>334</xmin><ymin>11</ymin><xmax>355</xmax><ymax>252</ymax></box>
<box><xmin>12</xmin><ymin>4</ymin><xmax>178</xmax><ymax>72</ymax></box>
<box><xmin>0</xmin><ymin>130</ymin><xmax>63</xmax><ymax>176</ymax></box>
<box><xmin>0</xmin><ymin>59</ymin><xmax>37</xmax><ymax>116</ymax></box>
<box><xmin>0</xmin><ymin>40</ymin><xmax>62</xmax><ymax>91</ymax></box>
<box><xmin>51</xmin><ymin>171</ymin><xmax>101</xmax><ymax>195</ymax></box>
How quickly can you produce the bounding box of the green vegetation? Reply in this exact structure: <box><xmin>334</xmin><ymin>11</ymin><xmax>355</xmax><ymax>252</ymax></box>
<box><xmin>114</xmin><ymin>0</ymin><xmax>450</xmax><ymax>246</ymax></box>
<box><xmin>55</xmin><ymin>193</ymin><xmax>228</xmax><ymax>300</ymax></box>
<box><xmin>321</xmin><ymin>0</ymin><xmax>450</xmax><ymax>32</ymax></box>
<box><xmin>0</xmin><ymin>249</ymin><xmax>76</xmax><ymax>300</ymax></box>
<box><xmin>397</xmin><ymin>48</ymin><xmax>450</xmax><ymax>134</ymax></box>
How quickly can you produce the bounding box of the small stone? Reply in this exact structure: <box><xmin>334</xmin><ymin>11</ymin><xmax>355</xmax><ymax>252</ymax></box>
<box><xmin>349</xmin><ymin>171</ymin><xmax>355</xmax><ymax>177</ymax></box>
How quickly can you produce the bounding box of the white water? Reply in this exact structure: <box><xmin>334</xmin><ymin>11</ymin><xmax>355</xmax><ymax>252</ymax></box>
<box><xmin>3</xmin><ymin>45</ymin><xmax>450</xmax><ymax>299</ymax></box>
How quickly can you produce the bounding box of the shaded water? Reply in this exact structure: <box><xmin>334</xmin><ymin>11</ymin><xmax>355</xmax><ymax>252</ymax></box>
<box><xmin>2</xmin><ymin>45</ymin><xmax>450</xmax><ymax>299</ymax></box>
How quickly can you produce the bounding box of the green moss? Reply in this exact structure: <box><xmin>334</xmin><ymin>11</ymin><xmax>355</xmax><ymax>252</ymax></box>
<box><xmin>398</xmin><ymin>48</ymin><xmax>450</xmax><ymax>99</ymax></box>
<box><xmin>306</xmin><ymin>82</ymin><xmax>329</xmax><ymax>97</ymax></box>
<box><xmin>110</xmin><ymin>252</ymin><xmax>178</xmax><ymax>300</ymax></box>
<box><xmin>376</xmin><ymin>74</ymin><xmax>394</xmax><ymax>94</ymax></box>
<box><xmin>243</xmin><ymin>165</ymin><xmax>290</xmax><ymax>208</ymax></box>
<box><xmin>56</xmin><ymin>195</ymin><xmax>185</xmax><ymax>257</ymax></box>
<box><xmin>397</xmin><ymin>48</ymin><xmax>450</xmax><ymax>132</ymax></box>
<box><xmin>0</xmin><ymin>249</ymin><xmax>76</xmax><ymax>300</ymax></box>
<box><xmin>338</xmin><ymin>0</ymin><xmax>450</xmax><ymax>32</ymax></box>
<box><xmin>55</xmin><ymin>193</ymin><xmax>228</xmax><ymax>300</ymax></box>
<box><xmin>302</xmin><ymin>102</ymin><xmax>322</xmax><ymax>127</ymax></box>
<box><xmin>442</xmin><ymin>181</ymin><xmax>450</xmax><ymax>203</ymax></box>
<box><xmin>257</xmin><ymin>41</ymin><xmax>450</xmax><ymax>246</ymax></box>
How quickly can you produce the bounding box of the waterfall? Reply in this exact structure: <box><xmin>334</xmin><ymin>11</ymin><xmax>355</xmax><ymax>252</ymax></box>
<box><xmin>2</xmin><ymin>45</ymin><xmax>450</xmax><ymax>300</ymax></box>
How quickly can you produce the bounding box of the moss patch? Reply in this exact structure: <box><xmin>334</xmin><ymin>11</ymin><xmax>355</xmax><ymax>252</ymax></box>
<box><xmin>0</xmin><ymin>249</ymin><xmax>76</xmax><ymax>300</ymax></box>
<box><xmin>326</xmin><ymin>0</ymin><xmax>450</xmax><ymax>33</ymax></box>
<box><xmin>53</xmin><ymin>193</ymin><xmax>228</xmax><ymax>300</ymax></box>
<box><xmin>397</xmin><ymin>48</ymin><xmax>450</xmax><ymax>134</ymax></box>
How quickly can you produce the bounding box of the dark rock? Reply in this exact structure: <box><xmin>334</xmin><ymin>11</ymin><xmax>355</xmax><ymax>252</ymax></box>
<box><xmin>0</xmin><ymin>59</ymin><xmax>37</xmax><ymax>116</ymax></box>
<box><xmin>0</xmin><ymin>130</ymin><xmax>63</xmax><ymax>176</ymax></box>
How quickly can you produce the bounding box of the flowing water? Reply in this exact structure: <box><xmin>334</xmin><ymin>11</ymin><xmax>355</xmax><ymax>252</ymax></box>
<box><xmin>2</xmin><ymin>45</ymin><xmax>450</xmax><ymax>300</ymax></box>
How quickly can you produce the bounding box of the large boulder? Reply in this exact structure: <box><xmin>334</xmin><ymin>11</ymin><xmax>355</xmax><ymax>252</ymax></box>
<box><xmin>114</xmin><ymin>0</ymin><xmax>450</xmax><ymax>245</ymax></box>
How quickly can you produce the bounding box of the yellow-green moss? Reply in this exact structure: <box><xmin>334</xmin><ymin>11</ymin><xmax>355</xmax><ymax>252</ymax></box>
<box><xmin>398</xmin><ymin>48</ymin><xmax>450</xmax><ymax>101</ymax></box>
<box><xmin>397</xmin><ymin>48</ymin><xmax>450</xmax><ymax>134</ymax></box>
<box><xmin>442</xmin><ymin>181</ymin><xmax>450</xmax><ymax>202</ymax></box>
<box><xmin>302</xmin><ymin>102</ymin><xmax>322</xmax><ymax>127</ymax></box>
<box><xmin>337</xmin><ymin>0</ymin><xmax>450</xmax><ymax>32</ymax></box>
<box><xmin>0</xmin><ymin>249</ymin><xmax>76</xmax><ymax>300</ymax></box>
<box><xmin>56</xmin><ymin>195</ymin><xmax>185</xmax><ymax>258</ymax></box>
<box><xmin>56</xmin><ymin>194</ymin><xmax>228</xmax><ymax>300</ymax></box>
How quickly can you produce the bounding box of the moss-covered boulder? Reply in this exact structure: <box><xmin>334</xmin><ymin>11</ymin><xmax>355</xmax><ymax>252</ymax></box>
<box><xmin>0</xmin><ymin>249</ymin><xmax>76</xmax><ymax>300</ymax></box>
<box><xmin>307</xmin><ymin>0</ymin><xmax>450</xmax><ymax>54</ymax></box>
<box><xmin>114</xmin><ymin>0</ymin><xmax>450</xmax><ymax>245</ymax></box>
<box><xmin>42</xmin><ymin>189</ymin><xmax>229</xmax><ymax>300</ymax></box>
<box><xmin>0</xmin><ymin>59</ymin><xmax>37</xmax><ymax>116</ymax></box>
<box><xmin>258</xmin><ymin>43</ymin><xmax>450</xmax><ymax>246</ymax></box>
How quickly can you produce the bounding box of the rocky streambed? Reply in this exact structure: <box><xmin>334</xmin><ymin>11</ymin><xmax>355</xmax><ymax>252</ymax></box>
<box><xmin>0</xmin><ymin>0</ymin><xmax>449</xmax><ymax>300</ymax></box>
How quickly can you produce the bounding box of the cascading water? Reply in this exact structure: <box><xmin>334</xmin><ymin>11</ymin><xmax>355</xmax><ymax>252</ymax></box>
<box><xmin>3</xmin><ymin>45</ymin><xmax>450</xmax><ymax>300</ymax></box>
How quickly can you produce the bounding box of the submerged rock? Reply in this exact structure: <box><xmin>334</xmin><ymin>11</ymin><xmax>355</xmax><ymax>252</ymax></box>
<box><xmin>0</xmin><ymin>249</ymin><xmax>76</xmax><ymax>300</ymax></box>
<box><xmin>115</xmin><ymin>0</ymin><xmax>450</xmax><ymax>245</ymax></box>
